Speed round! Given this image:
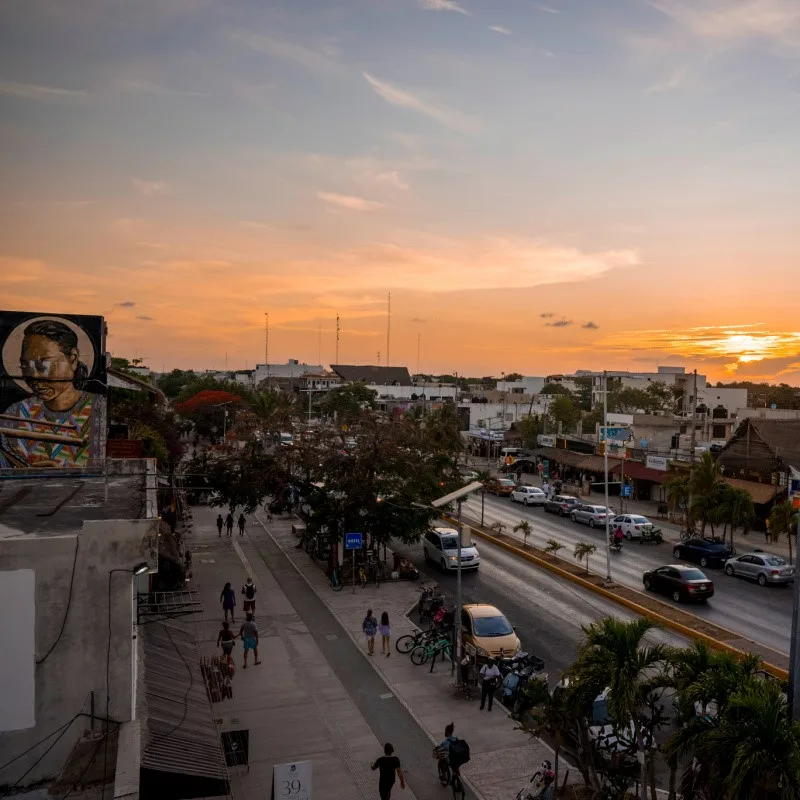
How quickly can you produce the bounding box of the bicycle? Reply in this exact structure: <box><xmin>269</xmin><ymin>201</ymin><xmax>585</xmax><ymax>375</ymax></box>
<box><xmin>410</xmin><ymin>636</ymin><xmax>452</xmax><ymax>668</ymax></box>
<box><xmin>434</xmin><ymin>750</ymin><xmax>465</xmax><ymax>799</ymax></box>
<box><xmin>329</xmin><ymin>566</ymin><xmax>343</xmax><ymax>592</ymax></box>
<box><xmin>358</xmin><ymin>564</ymin><xmax>368</xmax><ymax>588</ymax></box>
<box><xmin>396</xmin><ymin>625</ymin><xmax>449</xmax><ymax>655</ymax></box>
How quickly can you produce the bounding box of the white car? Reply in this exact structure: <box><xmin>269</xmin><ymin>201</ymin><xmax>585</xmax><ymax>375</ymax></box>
<box><xmin>511</xmin><ymin>486</ymin><xmax>547</xmax><ymax>507</ymax></box>
<box><xmin>611</xmin><ymin>514</ymin><xmax>653</xmax><ymax>540</ymax></box>
<box><xmin>423</xmin><ymin>527</ymin><xmax>480</xmax><ymax>571</ymax></box>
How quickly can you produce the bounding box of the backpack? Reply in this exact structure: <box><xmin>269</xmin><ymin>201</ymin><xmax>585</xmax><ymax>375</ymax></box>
<box><xmin>449</xmin><ymin>739</ymin><xmax>470</xmax><ymax>768</ymax></box>
<box><xmin>244</xmin><ymin>584</ymin><xmax>255</xmax><ymax>599</ymax></box>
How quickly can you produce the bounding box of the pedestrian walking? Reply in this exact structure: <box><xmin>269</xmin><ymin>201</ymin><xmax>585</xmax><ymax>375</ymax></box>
<box><xmin>371</xmin><ymin>743</ymin><xmax>405</xmax><ymax>800</ymax></box>
<box><xmin>479</xmin><ymin>658</ymin><xmax>501</xmax><ymax>711</ymax></box>
<box><xmin>217</xmin><ymin>621</ymin><xmax>236</xmax><ymax>671</ymax></box>
<box><xmin>220</xmin><ymin>581</ymin><xmax>236</xmax><ymax>623</ymax></box>
<box><xmin>225</xmin><ymin>512</ymin><xmax>234</xmax><ymax>538</ymax></box>
<box><xmin>239</xmin><ymin>613</ymin><xmax>261</xmax><ymax>669</ymax></box>
<box><xmin>764</xmin><ymin>516</ymin><xmax>771</xmax><ymax>544</ymax></box>
<box><xmin>216</xmin><ymin>513</ymin><xmax>224</xmax><ymax>538</ymax></box>
<box><xmin>238</xmin><ymin>513</ymin><xmax>246</xmax><ymax>536</ymax></box>
<box><xmin>241</xmin><ymin>577</ymin><xmax>257</xmax><ymax>616</ymax></box>
<box><xmin>362</xmin><ymin>608</ymin><xmax>378</xmax><ymax>656</ymax></box>
<box><xmin>379</xmin><ymin>611</ymin><xmax>391</xmax><ymax>657</ymax></box>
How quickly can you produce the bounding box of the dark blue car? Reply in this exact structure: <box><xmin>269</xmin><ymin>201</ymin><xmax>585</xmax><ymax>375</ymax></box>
<box><xmin>672</xmin><ymin>538</ymin><xmax>733</xmax><ymax>569</ymax></box>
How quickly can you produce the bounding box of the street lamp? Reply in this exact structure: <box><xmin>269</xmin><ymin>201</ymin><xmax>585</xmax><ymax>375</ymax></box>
<box><xmin>429</xmin><ymin>480</ymin><xmax>484</xmax><ymax>683</ymax></box>
<box><xmin>602</xmin><ymin>371</ymin><xmax>613</xmax><ymax>582</ymax></box>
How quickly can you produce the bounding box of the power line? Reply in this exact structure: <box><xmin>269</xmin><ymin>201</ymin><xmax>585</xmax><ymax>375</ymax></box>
<box><xmin>36</xmin><ymin>539</ymin><xmax>80</xmax><ymax>664</ymax></box>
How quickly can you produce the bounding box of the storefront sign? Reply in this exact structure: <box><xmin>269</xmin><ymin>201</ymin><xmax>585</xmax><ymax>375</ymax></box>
<box><xmin>646</xmin><ymin>455</ymin><xmax>669</xmax><ymax>472</ymax></box>
<box><xmin>272</xmin><ymin>761</ymin><xmax>312</xmax><ymax>800</ymax></box>
<box><xmin>538</xmin><ymin>434</ymin><xmax>555</xmax><ymax>448</ymax></box>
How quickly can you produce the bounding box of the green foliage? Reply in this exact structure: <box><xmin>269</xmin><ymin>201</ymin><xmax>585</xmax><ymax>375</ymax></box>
<box><xmin>516</xmin><ymin>414</ymin><xmax>547</xmax><ymax>449</ymax></box>
<box><xmin>769</xmin><ymin>502</ymin><xmax>798</xmax><ymax>562</ymax></box>
<box><xmin>318</xmin><ymin>382</ymin><xmax>377</xmax><ymax>421</ymax></box>
<box><xmin>504</xmin><ymin>372</ymin><xmax>524</xmax><ymax>382</ymax></box>
<box><xmin>573</xmin><ymin>540</ymin><xmax>597</xmax><ymax>573</ymax></box>
<box><xmin>543</xmin><ymin>538</ymin><xmax>564</xmax><ymax>558</ymax></box>
<box><xmin>573</xmin><ymin>375</ymin><xmax>593</xmax><ymax>411</ymax></box>
<box><xmin>549</xmin><ymin>395</ymin><xmax>582</xmax><ymax>432</ymax></box>
<box><xmin>513</xmin><ymin>518</ymin><xmax>531</xmax><ymax>547</ymax></box>
<box><xmin>607</xmin><ymin>381</ymin><xmax>675</xmax><ymax>415</ymax></box>
<box><xmin>540</xmin><ymin>382</ymin><xmax>572</xmax><ymax>396</ymax></box>
<box><xmin>716</xmin><ymin>381</ymin><xmax>800</xmax><ymax>410</ymax></box>
<box><xmin>157</xmin><ymin>369</ymin><xmax>196</xmax><ymax>399</ymax></box>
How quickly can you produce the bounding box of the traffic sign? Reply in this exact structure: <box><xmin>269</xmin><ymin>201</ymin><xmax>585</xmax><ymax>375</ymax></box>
<box><xmin>344</xmin><ymin>532</ymin><xmax>363</xmax><ymax>551</ymax></box>
<box><xmin>542</xmin><ymin>459</ymin><xmax>550</xmax><ymax>479</ymax></box>
<box><xmin>622</xmin><ymin>484</ymin><xmax>632</xmax><ymax>498</ymax></box>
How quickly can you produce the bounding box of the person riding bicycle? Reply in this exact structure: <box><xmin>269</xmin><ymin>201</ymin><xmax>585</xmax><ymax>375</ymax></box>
<box><xmin>436</xmin><ymin>723</ymin><xmax>458</xmax><ymax>765</ymax></box>
<box><xmin>532</xmin><ymin>761</ymin><xmax>555</xmax><ymax>800</ymax></box>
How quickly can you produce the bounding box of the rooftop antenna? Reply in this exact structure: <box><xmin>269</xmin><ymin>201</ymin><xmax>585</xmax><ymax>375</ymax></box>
<box><xmin>386</xmin><ymin>291</ymin><xmax>391</xmax><ymax>367</ymax></box>
<box><xmin>265</xmin><ymin>311</ymin><xmax>271</xmax><ymax>389</ymax></box>
<box><xmin>377</xmin><ymin>351</ymin><xmax>381</xmax><ymax>366</ymax></box>
<box><xmin>335</xmin><ymin>315</ymin><xmax>340</xmax><ymax>365</ymax></box>
<box><xmin>318</xmin><ymin>321</ymin><xmax>322</xmax><ymax>366</ymax></box>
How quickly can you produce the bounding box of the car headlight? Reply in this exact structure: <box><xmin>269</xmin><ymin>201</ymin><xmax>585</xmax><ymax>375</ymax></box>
<box><xmin>476</xmin><ymin>646</ymin><xmax>489</xmax><ymax>656</ymax></box>
<box><xmin>449</xmin><ymin>555</ymin><xmax>458</xmax><ymax>561</ymax></box>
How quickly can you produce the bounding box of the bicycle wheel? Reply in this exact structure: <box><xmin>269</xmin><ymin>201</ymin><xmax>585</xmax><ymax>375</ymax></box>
<box><xmin>396</xmin><ymin>634</ymin><xmax>419</xmax><ymax>654</ymax></box>
<box><xmin>410</xmin><ymin>645</ymin><xmax>429</xmax><ymax>666</ymax></box>
<box><xmin>438</xmin><ymin>760</ymin><xmax>451</xmax><ymax>787</ymax></box>
<box><xmin>330</xmin><ymin>575</ymin><xmax>343</xmax><ymax>592</ymax></box>
<box><xmin>451</xmin><ymin>770</ymin><xmax>465</xmax><ymax>799</ymax></box>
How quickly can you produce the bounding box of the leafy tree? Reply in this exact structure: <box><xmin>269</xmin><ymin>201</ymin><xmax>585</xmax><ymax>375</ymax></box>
<box><xmin>543</xmin><ymin>538</ymin><xmax>564</xmax><ymax>559</ymax></box>
<box><xmin>769</xmin><ymin>502</ymin><xmax>798</xmax><ymax>563</ymax></box>
<box><xmin>573</xmin><ymin>375</ymin><xmax>593</xmax><ymax>411</ymax></box>
<box><xmin>644</xmin><ymin>381</ymin><xmax>676</xmax><ymax>414</ymax></box>
<box><xmin>549</xmin><ymin>395</ymin><xmax>582</xmax><ymax>433</ymax></box>
<box><xmin>157</xmin><ymin>369</ymin><xmax>196</xmax><ymax>399</ymax></box>
<box><xmin>689</xmin><ymin>452</ymin><xmax>724</xmax><ymax>534</ymax></box>
<box><xmin>175</xmin><ymin>375</ymin><xmax>253</xmax><ymax>404</ymax></box>
<box><xmin>513</xmin><ymin>519</ymin><xmax>532</xmax><ymax>548</ymax></box>
<box><xmin>175</xmin><ymin>389</ymin><xmax>244</xmax><ymax>440</ymax></box>
<box><xmin>475</xmin><ymin>468</ymin><xmax>493</xmax><ymax>526</ymax></box>
<box><xmin>517</xmin><ymin>414</ymin><xmax>547</xmax><ymax>450</ymax></box>
<box><xmin>503</xmin><ymin>372</ymin><xmax>523</xmax><ymax>382</ymax></box>
<box><xmin>540</xmin><ymin>382</ymin><xmax>572</xmax><ymax>396</ymax></box>
<box><xmin>582</xmin><ymin>404</ymin><xmax>604</xmax><ymax>435</ymax></box>
<box><xmin>572</xmin><ymin>618</ymin><xmax>670</xmax><ymax>800</ymax></box>
<box><xmin>318</xmin><ymin>382</ymin><xmax>377</xmax><ymax>422</ymax></box>
<box><xmin>712</xmin><ymin>485</ymin><xmax>755</xmax><ymax>546</ymax></box>
<box><xmin>573</xmin><ymin>541</ymin><xmax>596</xmax><ymax>573</ymax></box>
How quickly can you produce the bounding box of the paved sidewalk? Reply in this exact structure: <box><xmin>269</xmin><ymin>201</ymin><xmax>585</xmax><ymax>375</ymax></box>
<box><xmin>189</xmin><ymin>506</ymin><xmax>418</xmax><ymax>800</ymax></box>
<box><xmin>258</xmin><ymin>514</ymin><xmax>576</xmax><ymax>800</ymax></box>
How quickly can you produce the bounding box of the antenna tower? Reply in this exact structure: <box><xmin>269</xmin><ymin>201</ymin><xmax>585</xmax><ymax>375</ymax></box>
<box><xmin>386</xmin><ymin>291</ymin><xmax>391</xmax><ymax>367</ymax></box>
<box><xmin>335</xmin><ymin>316</ymin><xmax>340</xmax><ymax>364</ymax></box>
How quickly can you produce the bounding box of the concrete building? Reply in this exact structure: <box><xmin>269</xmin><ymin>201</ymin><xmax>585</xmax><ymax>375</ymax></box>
<box><xmin>587</xmin><ymin>366</ymin><xmax>705</xmax><ymax>410</ymax></box>
<box><xmin>496</xmin><ymin>376</ymin><xmax>547</xmax><ymax>396</ymax></box>
<box><xmin>254</xmin><ymin>359</ymin><xmax>324</xmax><ymax>385</ymax></box>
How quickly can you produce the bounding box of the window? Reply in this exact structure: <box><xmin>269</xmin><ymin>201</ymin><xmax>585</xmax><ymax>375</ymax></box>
<box><xmin>712</xmin><ymin>424</ymin><xmax>726</xmax><ymax>439</ymax></box>
<box><xmin>765</xmin><ymin>556</ymin><xmax>786</xmax><ymax>566</ymax></box>
<box><xmin>681</xmin><ymin>569</ymin><xmax>706</xmax><ymax>581</ymax></box>
<box><xmin>440</xmin><ymin>537</ymin><xmax>458</xmax><ymax>550</ymax></box>
<box><xmin>472</xmin><ymin>615</ymin><xmax>514</xmax><ymax>637</ymax></box>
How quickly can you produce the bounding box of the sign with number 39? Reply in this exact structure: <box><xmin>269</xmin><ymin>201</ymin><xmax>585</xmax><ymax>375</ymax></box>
<box><xmin>272</xmin><ymin>761</ymin><xmax>312</xmax><ymax>800</ymax></box>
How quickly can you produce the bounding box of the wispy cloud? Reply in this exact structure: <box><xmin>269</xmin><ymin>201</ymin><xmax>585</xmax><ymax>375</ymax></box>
<box><xmin>118</xmin><ymin>79</ymin><xmax>209</xmax><ymax>97</ymax></box>
<box><xmin>362</xmin><ymin>73</ymin><xmax>477</xmax><ymax>134</ymax></box>
<box><xmin>135</xmin><ymin>315</ymin><xmax>155</xmax><ymax>321</ymax></box>
<box><xmin>316</xmin><ymin>191</ymin><xmax>386</xmax><ymax>211</ymax></box>
<box><xmin>545</xmin><ymin>318</ymin><xmax>573</xmax><ymax>327</ymax></box>
<box><xmin>540</xmin><ymin>312</ymin><xmax>555</xmax><ymax>318</ymax></box>
<box><xmin>489</xmin><ymin>25</ymin><xmax>512</xmax><ymax>35</ymax></box>
<box><xmin>650</xmin><ymin>0</ymin><xmax>800</xmax><ymax>49</ymax></box>
<box><xmin>132</xmin><ymin>179</ymin><xmax>168</xmax><ymax>195</ymax></box>
<box><xmin>0</xmin><ymin>80</ymin><xmax>86</xmax><ymax>101</ymax></box>
<box><xmin>582</xmin><ymin>321</ymin><xmax>599</xmax><ymax>330</ymax></box>
<box><xmin>231</xmin><ymin>32</ymin><xmax>342</xmax><ymax>74</ymax></box>
<box><xmin>535</xmin><ymin>3</ymin><xmax>560</xmax><ymax>13</ymax></box>
<box><xmin>645</xmin><ymin>66</ymin><xmax>687</xmax><ymax>93</ymax></box>
<box><xmin>355</xmin><ymin>169</ymin><xmax>410</xmax><ymax>191</ymax></box>
<box><xmin>418</xmin><ymin>0</ymin><xmax>471</xmax><ymax>14</ymax></box>
<box><xmin>115</xmin><ymin>301</ymin><xmax>136</xmax><ymax>308</ymax></box>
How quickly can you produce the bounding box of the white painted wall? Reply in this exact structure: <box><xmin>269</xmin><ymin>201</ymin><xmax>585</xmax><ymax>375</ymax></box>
<box><xmin>0</xmin><ymin>569</ymin><xmax>35</xmax><ymax>731</ymax></box>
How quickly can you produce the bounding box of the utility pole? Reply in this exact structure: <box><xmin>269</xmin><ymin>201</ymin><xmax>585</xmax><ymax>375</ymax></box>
<box><xmin>603</xmin><ymin>371</ymin><xmax>612</xmax><ymax>582</ymax></box>
<box><xmin>789</xmin><ymin>472</ymin><xmax>800</xmax><ymax>720</ymax></box>
<box><xmin>386</xmin><ymin>291</ymin><xmax>391</xmax><ymax>367</ymax></box>
<box><xmin>455</xmin><ymin>498</ymin><xmax>463</xmax><ymax>682</ymax></box>
<box><xmin>265</xmin><ymin>312</ymin><xmax>271</xmax><ymax>390</ymax></box>
<box><xmin>417</xmin><ymin>332</ymin><xmax>421</xmax><ymax>373</ymax></box>
<box><xmin>687</xmin><ymin>369</ymin><xmax>698</xmax><ymax>508</ymax></box>
<box><xmin>335</xmin><ymin>316</ymin><xmax>340</xmax><ymax>365</ymax></box>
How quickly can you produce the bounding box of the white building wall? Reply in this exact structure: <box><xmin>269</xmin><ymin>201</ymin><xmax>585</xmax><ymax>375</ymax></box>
<box><xmin>464</xmin><ymin>399</ymin><xmax>550</xmax><ymax>431</ymax></box>
<box><xmin>496</xmin><ymin>376</ymin><xmax>547</xmax><ymax>395</ymax></box>
<box><xmin>254</xmin><ymin>361</ymin><xmax>324</xmax><ymax>383</ymax></box>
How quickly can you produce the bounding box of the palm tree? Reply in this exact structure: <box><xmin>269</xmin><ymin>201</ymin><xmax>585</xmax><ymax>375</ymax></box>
<box><xmin>513</xmin><ymin>519</ymin><xmax>532</xmax><ymax>549</ymax></box>
<box><xmin>715</xmin><ymin>486</ymin><xmax>755</xmax><ymax>548</ymax></box>
<box><xmin>573</xmin><ymin>541</ymin><xmax>596</xmax><ymax>574</ymax></box>
<box><xmin>769</xmin><ymin>502</ymin><xmax>799</xmax><ymax>563</ymax></box>
<box><xmin>689</xmin><ymin>452</ymin><xmax>724</xmax><ymax>535</ymax></box>
<box><xmin>248</xmin><ymin>390</ymin><xmax>296</xmax><ymax>439</ymax></box>
<box><xmin>543</xmin><ymin>538</ymin><xmax>564</xmax><ymax>559</ymax></box>
<box><xmin>475</xmin><ymin>468</ymin><xmax>492</xmax><ymax>527</ymax></box>
<box><xmin>666</xmin><ymin>474</ymin><xmax>690</xmax><ymax>528</ymax></box>
<box><xmin>572</xmin><ymin>617</ymin><xmax>670</xmax><ymax>800</ymax></box>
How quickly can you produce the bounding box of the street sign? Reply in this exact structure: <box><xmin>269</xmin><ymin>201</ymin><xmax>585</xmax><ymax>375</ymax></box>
<box><xmin>542</xmin><ymin>459</ymin><xmax>550</xmax><ymax>479</ymax></box>
<box><xmin>790</xmin><ymin>478</ymin><xmax>800</xmax><ymax>509</ymax></box>
<box><xmin>344</xmin><ymin>532</ymin><xmax>363</xmax><ymax>551</ymax></box>
<box><xmin>272</xmin><ymin>761</ymin><xmax>312</xmax><ymax>800</ymax></box>
<box><xmin>622</xmin><ymin>484</ymin><xmax>632</xmax><ymax>498</ymax></box>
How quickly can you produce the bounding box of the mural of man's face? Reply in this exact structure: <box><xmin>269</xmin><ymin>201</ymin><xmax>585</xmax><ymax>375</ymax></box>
<box><xmin>20</xmin><ymin>334</ymin><xmax>79</xmax><ymax>401</ymax></box>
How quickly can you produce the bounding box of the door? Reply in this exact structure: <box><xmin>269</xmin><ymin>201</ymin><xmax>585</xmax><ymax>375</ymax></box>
<box><xmin>655</xmin><ymin>567</ymin><xmax>677</xmax><ymax>596</ymax></box>
<box><xmin>740</xmin><ymin>555</ymin><xmax>760</xmax><ymax>579</ymax></box>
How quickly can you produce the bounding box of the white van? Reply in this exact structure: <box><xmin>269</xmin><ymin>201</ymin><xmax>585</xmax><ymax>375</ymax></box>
<box><xmin>423</xmin><ymin>527</ymin><xmax>480</xmax><ymax>571</ymax></box>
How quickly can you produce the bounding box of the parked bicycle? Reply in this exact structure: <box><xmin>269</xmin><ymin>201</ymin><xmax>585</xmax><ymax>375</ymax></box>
<box><xmin>329</xmin><ymin>566</ymin><xmax>343</xmax><ymax>592</ymax></box>
<box><xmin>396</xmin><ymin>624</ymin><xmax>453</xmax><ymax>655</ymax></box>
<box><xmin>410</xmin><ymin>635</ymin><xmax>452</xmax><ymax>669</ymax></box>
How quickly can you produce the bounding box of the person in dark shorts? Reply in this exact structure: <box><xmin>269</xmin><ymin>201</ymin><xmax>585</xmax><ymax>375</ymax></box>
<box><xmin>241</xmin><ymin>577</ymin><xmax>257</xmax><ymax>616</ymax></box>
<box><xmin>371</xmin><ymin>742</ymin><xmax>405</xmax><ymax>800</ymax></box>
<box><xmin>216</xmin><ymin>514</ymin><xmax>224</xmax><ymax>538</ymax></box>
<box><xmin>225</xmin><ymin>512</ymin><xmax>234</xmax><ymax>537</ymax></box>
<box><xmin>238</xmin><ymin>513</ymin><xmax>246</xmax><ymax>536</ymax></box>
<box><xmin>220</xmin><ymin>582</ymin><xmax>236</xmax><ymax>623</ymax></box>
<box><xmin>217</xmin><ymin>621</ymin><xmax>236</xmax><ymax>668</ymax></box>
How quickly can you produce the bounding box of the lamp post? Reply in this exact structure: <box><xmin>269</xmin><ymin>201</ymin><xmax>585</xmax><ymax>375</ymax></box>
<box><xmin>603</xmin><ymin>371</ymin><xmax>612</xmax><ymax>582</ymax></box>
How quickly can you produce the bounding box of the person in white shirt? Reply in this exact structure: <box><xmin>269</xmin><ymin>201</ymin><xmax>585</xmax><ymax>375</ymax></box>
<box><xmin>479</xmin><ymin>659</ymin><xmax>501</xmax><ymax>711</ymax></box>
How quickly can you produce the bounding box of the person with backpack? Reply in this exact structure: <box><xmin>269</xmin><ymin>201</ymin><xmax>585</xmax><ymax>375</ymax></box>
<box><xmin>241</xmin><ymin>577</ymin><xmax>257</xmax><ymax>616</ymax></box>
<box><xmin>216</xmin><ymin>513</ymin><xmax>224</xmax><ymax>538</ymax></box>
<box><xmin>434</xmin><ymin>722</ymin><xmax>459</xmax><ymax>784</ymax></box>
<box><xmin>447</xmin><ymin>736</ymin><xmax>470</xmax><ymax>783</ymax></box>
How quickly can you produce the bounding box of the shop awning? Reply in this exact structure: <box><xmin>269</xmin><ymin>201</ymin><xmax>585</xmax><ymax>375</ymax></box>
<box><xmin>610</xmin><ymin>461</ymin><xmax>669</xmax><ymax>484</ymax></box>
<box><xmin>576</xmin><ymin>454</ymin><xmax>621</xmax><ymax>473</ymax></box>
<box><xmin>537</xmin><ymin>447</ymin><xmax>591</xmax><ymax>468</ymax></box>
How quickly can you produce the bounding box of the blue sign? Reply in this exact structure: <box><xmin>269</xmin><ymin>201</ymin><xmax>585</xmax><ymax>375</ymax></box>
<box><xmin>622</xmin><ymin>484</ymin><xmax>632</xmax><ymax>498</ymax></box>
<box><xmin>344</xmin><ymin>532</ymin><xmax>363</xmax><ymax>551</ymax></box>
<box><xmin>640</xmin><ymin>439</ymin><xmax>648</xmax><ymax>449</ymax></box>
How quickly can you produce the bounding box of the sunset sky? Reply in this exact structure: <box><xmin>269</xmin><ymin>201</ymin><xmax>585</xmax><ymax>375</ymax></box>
<box><xmin>1</xmin><ymin>0</ymin><xmax>799</xmax><ymax>383</ymax></box>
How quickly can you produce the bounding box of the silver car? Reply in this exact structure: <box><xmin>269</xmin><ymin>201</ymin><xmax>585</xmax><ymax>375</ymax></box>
<box><xmin>571</xmin><ymin>504</ymin><xmax>611</xmax><ymax>529</ymax></box>
<box><xmin>724</xmin><ymin>551</ymin><xmax>795</xmax><ymax>586</ymax></box>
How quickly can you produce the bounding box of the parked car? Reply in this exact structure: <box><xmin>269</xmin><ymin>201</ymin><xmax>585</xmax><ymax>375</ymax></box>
<box><xmin>571</xmin><ymin>504</ymin><xmax>611</xmax><ymax>528</ymax></box>
<box><xmin>423</xmin><ymin>527</ymin><xmax>480</xmax><ymax>571</ymax></box>
<box><xmin>461</xmin><ymin>604</ymin><xmax>521</xmax><ymax>660</ymax></box>
<box><xmin>642</xmin><ymin>564</ymin><xmax>715</xmax><ymax>603</ymax></box>
<box><xmin>460</xmin><ymin>470</ymin><xmax>479</xmax><ymax>483</ymax></box>
<box><xmin>724</xmin><ymin>551</ymin><xmax>795</xmax><ymax>586</ymax></box>
<box><xmin>544</xmin><ymin>495</ymin><xmax>581</xmax><ymax>516</ymax></box>
<box><xmin>672</xmin><ymin>537</ymin><xmax>733</xmax><ymax>569</ymax></box>
<box><xmin>511</xmin><ymin>485</ymin><xmax>547</xmax><ymax>506</ymax></box>
<box><xmin>610</xmin><ymin>514</ymin><xmax>655</xmax><ymax>540</ymax></box>
<box><xmin>486</xmin><ymin>478</ymin><xmax>517</xmax><ymax>496</ymax></box>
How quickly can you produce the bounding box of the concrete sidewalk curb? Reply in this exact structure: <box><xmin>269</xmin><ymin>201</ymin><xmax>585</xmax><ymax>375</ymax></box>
<box><xmin>253</xmin><ymin>512</ymin><xmax>489</xmax><ymax>800</ymax></box>
<box><xmin>453</xmin><ymin>517</ymin><xmax>789</xmax><ymax>680</ymax></box>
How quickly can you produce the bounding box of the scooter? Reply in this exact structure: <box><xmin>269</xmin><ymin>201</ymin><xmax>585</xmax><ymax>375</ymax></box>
<box><xmin>609</xmin><ymin>537</ymin><xmax>624</xmax><ymax>552</ymax></box>
<box><xmin>639</xmin><ymin>526</ymin><xmax>663</xmax><ymax>544</ymax></box>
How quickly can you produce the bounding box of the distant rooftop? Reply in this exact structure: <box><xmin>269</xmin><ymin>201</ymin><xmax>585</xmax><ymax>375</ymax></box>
<box><xmin>0</xmin><ymin>474</ymin><xmax>146</xmax><ymax>537</ymax></box>
<box><xmin>332</xmin><ymin>364</ymin><xmax>412</xmax><ymax>386</ymax></box>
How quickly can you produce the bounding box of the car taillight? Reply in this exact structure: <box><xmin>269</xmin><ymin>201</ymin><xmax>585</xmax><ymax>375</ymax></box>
<box><xmin>687</xmin><ymin>586</ymin><xmax>696</xmax><ymax>593</ymax></box>
<box><xmin>772</xmin><ymin>570</ymin><xmax>780</xmax><ymax>576</ymax></box>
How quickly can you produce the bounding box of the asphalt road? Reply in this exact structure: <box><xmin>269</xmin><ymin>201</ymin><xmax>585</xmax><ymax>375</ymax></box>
<box><xmin>460</xmin><ymin>493</ymin><xmax>792</xmax><ymax>656</ymax></box>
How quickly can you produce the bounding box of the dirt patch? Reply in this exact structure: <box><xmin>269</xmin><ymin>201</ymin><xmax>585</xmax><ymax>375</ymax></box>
<box><xmin>460</xmin><ymin>521</ymin><xmax>789</xmax><ymax>673</ymax></box>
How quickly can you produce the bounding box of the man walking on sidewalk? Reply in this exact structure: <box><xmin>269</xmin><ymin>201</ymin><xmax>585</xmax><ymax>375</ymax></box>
<box><xmin>225</xmin><ymin>512</ymin><xmax>234</xmax><ymax>538</ymax></box>
<box><xmin>371</xmin><ymin>743</ymin><xmax>405</xmax><ymax>800</ymax></box>
<box><xmin>241</xmin><ymin>577</ymin><xmax>257</xmax><ymax>617</ymax></box>
<box><xmin>239</xmin><ymin>613</ymin><xmax>261</xmax><ymax>669</ymax></box>
<box><xmin>216</xmin><ymin>513</ymin><xmax>224</xmax><ymax>538</ymax></box>
<box><xmin>238</xmin><ymin>512</ymin><xmax>246</xmax><ymax>536</ymax></box>
<box><xmin>479</xmin><ymin>658</ymin><xmax>501</xmax><ymax>711</ymax></box>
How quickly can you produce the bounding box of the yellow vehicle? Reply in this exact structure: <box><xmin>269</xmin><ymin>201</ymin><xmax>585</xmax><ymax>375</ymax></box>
<box><xmin>461</xmin><ymin>604</ymin><xmax>521</xmax><ymax>661</ymax></box>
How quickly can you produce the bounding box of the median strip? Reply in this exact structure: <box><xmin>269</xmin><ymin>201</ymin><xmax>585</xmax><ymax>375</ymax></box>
<box><xmin>445</xmin><ymin>515</ymin><xmax>789</xmax><ymax>680</ymax></box>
